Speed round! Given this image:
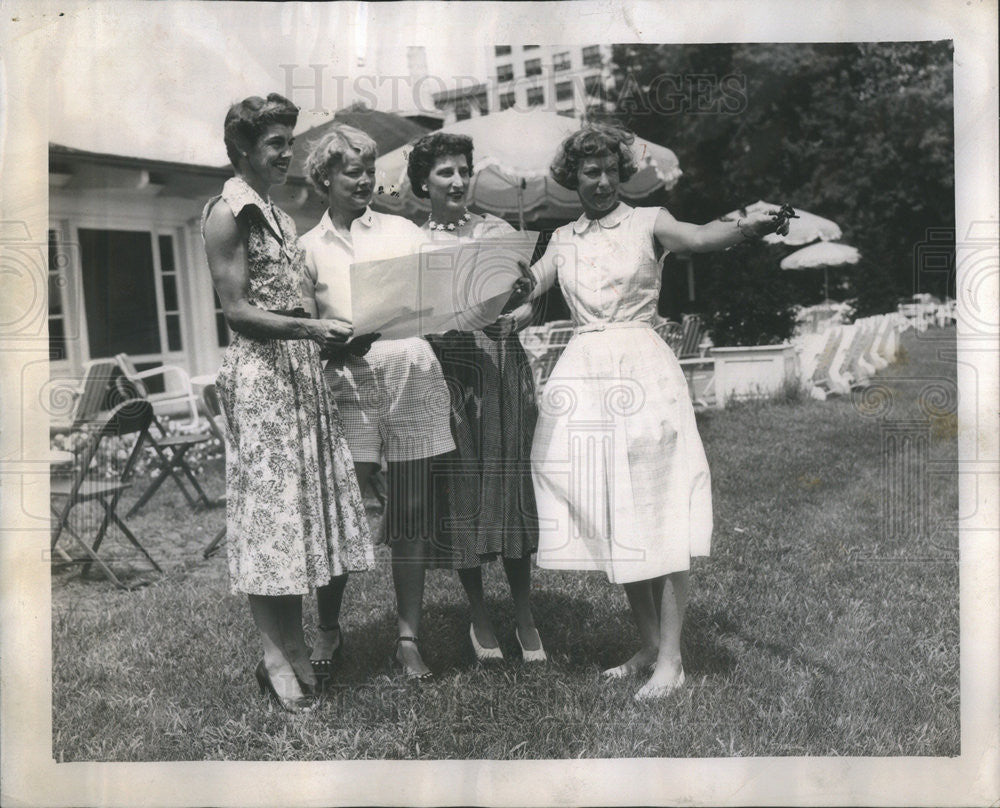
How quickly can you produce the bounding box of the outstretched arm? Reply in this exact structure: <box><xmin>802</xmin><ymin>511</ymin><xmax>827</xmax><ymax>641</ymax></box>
<box><xmin>204</xmin><ymin>200</ymin><xmax>352</xmax><ymax>349</ymax></box>
<box><xmin>653</xmin><ymin>206</ymin><xmax>786</xmax><ymax>253</ymax></box>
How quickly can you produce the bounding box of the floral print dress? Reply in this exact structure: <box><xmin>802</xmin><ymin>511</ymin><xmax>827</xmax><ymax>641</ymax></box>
<box><xmin>203</xmin><ymin>177</ymin><xmax>374</xmax><ymax>595</ymax></box>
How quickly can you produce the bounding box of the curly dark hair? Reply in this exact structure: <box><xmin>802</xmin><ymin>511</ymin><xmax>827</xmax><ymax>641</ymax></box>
<box><xmin>549</xmin><ymin>123</ymin><xmax>638</xmax><ymax>190</ymax></box>
<box><xmin>223</xmin><ymin>93</ymin><xmax>299</xmax><ymax>168</ymax></box>
<box><xmin>406</xmin><ymin>132</ymin><xmax>475</xmax><ymax>199</ymax></box>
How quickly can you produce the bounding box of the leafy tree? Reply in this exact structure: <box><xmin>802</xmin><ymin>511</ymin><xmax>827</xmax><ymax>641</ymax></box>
<box><xmin>608</xmin><ymin>43</ymin><xmax>955</xmax><ymax>341</ymax></box>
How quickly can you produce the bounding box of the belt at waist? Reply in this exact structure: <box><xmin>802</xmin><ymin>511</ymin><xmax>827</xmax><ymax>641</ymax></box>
<box><xmin>267</xmin><ymin>307</ymin><xmax>313</xmax><ymax>319</ymax></box>
<box><xmin>574</xmin><ymin>320</ymin><xmax>654</xmax><ymax>334</ymax></box>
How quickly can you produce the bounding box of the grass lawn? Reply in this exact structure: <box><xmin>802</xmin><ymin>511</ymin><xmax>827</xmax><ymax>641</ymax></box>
<box><xmin>51</xmin><ymin>327</ymin><xmax>959</xmax><ymax>760</ymax></box>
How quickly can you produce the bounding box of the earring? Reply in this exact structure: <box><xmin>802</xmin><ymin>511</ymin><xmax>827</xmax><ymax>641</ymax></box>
<box><xmin>422</xmin><ymin>185</ymin><xmax>428</xmax><ymax>192</ymax></box>
<box><xmin>323</xmin><ymin>180</ymin><xmax>330</xmax><ymax>186</ymax></box>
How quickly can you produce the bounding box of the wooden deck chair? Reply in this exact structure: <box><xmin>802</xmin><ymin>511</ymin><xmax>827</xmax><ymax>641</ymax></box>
<box><xmin>199</xmin><ymin>383</ymin><xmax>228</xmax><ymax>560</ymax></box>
<box><xmin>532</xmin><ymin>320</ymin><xmax>576</xmax><ymax>396</ymax></box>
<box><xmin>50</xmin><ymin>399</ymin><xmax>162</xmax><ymax>589</ymax></box>
<box><xmin>793</xmin><ymin>332</ymin><xmax>830</xmax><ymax>386</ymax></box>
<box><xmin>49</xmin><ymin>359</ymin><xmax>117</xmax><ymax>437</ymax></box>
<box><xmin>654</xmin><ymin>319</ymin><xmax>684</xmax><ymax>354</ymax></box>
<box><xmin>113</xmin><ymin>354</ymin><xmax>219</xmax><ymax>518</ymax></box>
<box><xmin>876</xmin><ymin>314</ymin><xmax>901</xmax><ymax>365</ymax></box>
<box><xmin>855</xmin><ymin>318</ymin><xmax>882</xmax><ymax>378</ymax></box>
<box><xmin>830</xmin><ymin>324</ymin><xmax>870</xmax><ymax>394</ymax></box>
<box><xmin>677</xmin><ymin>314</ymin><xmax>706</xmax><ymax>359</ymax></box>
<box><xmin>864</xmin><ymin>316</ymin><xmax>891</xmax><ymax>371</ymax></box>
<box><xmin>808</xmin><ymin>327</ymin><xmax>845</xmax><ymax>400</ymax></box>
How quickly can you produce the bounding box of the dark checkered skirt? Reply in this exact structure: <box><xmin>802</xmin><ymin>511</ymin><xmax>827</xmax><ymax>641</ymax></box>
<box><xmin>424</xmin><ymin>330</ymin><xmax>540</xmax><ymax>569</ymax></box>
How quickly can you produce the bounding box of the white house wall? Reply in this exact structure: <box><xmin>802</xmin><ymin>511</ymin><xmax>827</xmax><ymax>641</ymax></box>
<box><xmin>48</xmin><ymin>188</ymin><xmax>225</xmax><ymax>391</ymax></box>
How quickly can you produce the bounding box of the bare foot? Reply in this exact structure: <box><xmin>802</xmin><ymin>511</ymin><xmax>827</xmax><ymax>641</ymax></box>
<box><xmin>602</xmin><ymin>646</ymin><xmax>658</xmax><ymax>679</ymax></box>
<box><xmin>634</xmin><ymin>666</ymin><xmax>686</xmax><ymax>702</ymax></box>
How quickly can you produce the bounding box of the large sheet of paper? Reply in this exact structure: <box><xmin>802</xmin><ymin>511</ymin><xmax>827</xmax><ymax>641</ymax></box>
<box><xmin>349</xmin><ymin>232</ymin><xmax>539</xmax><ymax>339</ymax></box>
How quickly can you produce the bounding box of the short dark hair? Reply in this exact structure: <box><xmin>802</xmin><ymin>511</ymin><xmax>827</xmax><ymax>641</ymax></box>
<box><xmin>223</xmin><ymin>93</ymin><xmax>299</xmax><ymax>168</ymax></box>
<box><xmin>406</xmin><ymin>132</ymin><xmax>475</xmax><ymax>199</ymax></box>
<box><xmin>549</xmin><ymin>122</ymin><xmax>639</xmax><ymax>190</ymax></box>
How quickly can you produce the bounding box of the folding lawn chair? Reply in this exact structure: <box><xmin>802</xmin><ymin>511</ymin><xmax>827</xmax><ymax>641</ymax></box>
<box><xmin>199</xmin><ymin>383</ymin><xmax>228</xmax><ymax>560</ymax></box>
<box><xmin>50</xmin><ymin>399</ymin><xmax>162</xmax><ymax>589</ymax></box>
<box><xmin>49</xmin><ymin>359</ymin><xmax>117</xmax><ymax>437</ymax></box>
<box><xmin>114</xmin><ymin>353</ymin><xmax>220</xmax><ymax>518</ymax></box>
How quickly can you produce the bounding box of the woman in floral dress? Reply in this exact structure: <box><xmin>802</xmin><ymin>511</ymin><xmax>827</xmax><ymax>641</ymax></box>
<box><xmin>202</xmin><ymin>94</ymin><xmax>373</xmax><ymax>712</ymax></box>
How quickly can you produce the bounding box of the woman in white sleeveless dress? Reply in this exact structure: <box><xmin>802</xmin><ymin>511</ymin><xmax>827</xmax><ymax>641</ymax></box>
<box><xmin>527</xmin><ymin>124</ymin><xmax>788</xmax><ymax>700</ymax></box>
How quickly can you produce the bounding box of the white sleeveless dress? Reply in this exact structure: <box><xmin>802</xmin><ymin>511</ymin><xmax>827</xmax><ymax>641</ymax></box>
<box><xmin>530</xmin><ymin>203</ymin><xmax>712</xmax><ymax>584</ymax></box>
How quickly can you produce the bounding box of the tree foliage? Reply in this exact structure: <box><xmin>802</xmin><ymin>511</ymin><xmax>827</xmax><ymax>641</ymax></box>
<box><xmin>607</xmin><ymin>43</ymin><xmax>955</xmax><ymax>343</ymax></box>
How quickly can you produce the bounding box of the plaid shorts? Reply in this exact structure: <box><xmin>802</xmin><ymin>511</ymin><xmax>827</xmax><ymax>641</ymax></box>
<box><xmin>324</xmin><ymin>338</ymin><xmax>455</xmax><ymax>464</ymax></box>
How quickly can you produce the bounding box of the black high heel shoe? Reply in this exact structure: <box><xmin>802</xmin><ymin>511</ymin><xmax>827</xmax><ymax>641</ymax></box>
<box><xmin>310</xmin><ymin>624</ymin><xmax>344</xmax><ymax>690</ymax></box>
<box><xmin>255</xmin><ymin>660</ymin><xmax>316</xmax><ymax>713</ymax></box>
<box><xmin>392</xmin><ymin>636</ymin><xmax>434</xmax><ymax>682</ymax></box>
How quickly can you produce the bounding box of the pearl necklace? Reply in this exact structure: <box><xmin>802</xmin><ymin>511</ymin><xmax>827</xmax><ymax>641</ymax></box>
<box><xmin>427</xmin><ymin>211</ymin><xmax>471</xmax><ymax>231</ymax></box>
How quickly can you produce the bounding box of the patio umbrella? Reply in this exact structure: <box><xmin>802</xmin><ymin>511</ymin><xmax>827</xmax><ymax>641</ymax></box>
<box><xmin>780</xmin><ymin>241</ymin><xmax>861</xmax><ymax>302</ymax></box>
<box><xmin>720</xmin><ymin>200</ymin><xmax>843</xmax><ymax>245</ymax></box>
<box><xmin>372</xmin><ymin>108</ymin><xmax>682</xmax><ymax>227</ymax></box>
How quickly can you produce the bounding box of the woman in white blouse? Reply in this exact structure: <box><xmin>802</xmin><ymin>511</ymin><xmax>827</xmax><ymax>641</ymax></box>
<box><xmin>526</xmin><ymin>123</ymin><xmax>788</xmax><ymax>700</ymax></box>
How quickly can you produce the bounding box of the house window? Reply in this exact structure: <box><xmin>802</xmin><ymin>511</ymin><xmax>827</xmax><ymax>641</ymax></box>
<box><xmin>524</xmin><ymin>58</ymin><xmax>542</xmax><ymax>78</ymax></box>
<box><xmin>584</xmin><ymin>75</ymin><xmax>605</xmax><ymax>99</ymax></box>
<box><xmin>497</xmin><ymin>63</ymin><xmax>514</xmax><ymax>83</ymax></box>
<box><xmin>499</xmin><ymin>91</ymin><xmax>516</xmax><ymax>111</ymax></box>
<box><xmin>582</xmin><ymin>45</ymin><xmax>602</xmax><ymax>67</ymax></box>
<box><xmin>527</xmin><ymin>86</ymin><xmax>545</xmax><ymax>107</ymax></box>
<box><xmin>77</xmin><ymin>227</ymin><xmax>183</xmax><ymax>358</ymax></box>
<box><xmin>158</xmin><ymin>234</ymin><xmax>183</xmax><ymax>352</ymax></box>
<box><xmin>48</xmin><ymin>228</ymin><xmax>67</xmax><ymax>360</ymax></box>
<box><xmin>455</xmin><ymin>104</ymin><xmax>472</xmax><ymax>121</ymax></box>
<box><xmin>523</xmin><ymin>45</ymin><xmax>539</xmax><ymax>50</ymax></box>
<box><xmin>555</xmin><ymin>81</ymin><xmax>574</xmax><ymax>102</ymax></box>
<box><xmin>495</xmin><ymin>45</ymin><xmax>511</xmax><ymax>56</ymax></box>
<box><xmin>553</xmin><ymin>51</ymin><xmax>571</xmax><ymax>72</ymax></box>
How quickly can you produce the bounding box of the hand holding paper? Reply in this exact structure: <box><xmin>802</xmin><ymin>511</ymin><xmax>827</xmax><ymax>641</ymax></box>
<box><xmin>348</xmin><ymin>231</ymin><xmax>540</xmax><ymax>340</ymax></box>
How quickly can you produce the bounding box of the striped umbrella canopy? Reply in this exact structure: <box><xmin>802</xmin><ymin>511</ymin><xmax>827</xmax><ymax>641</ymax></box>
<box><xmin>721</xmin><ymin>200</ymin><xmax>843</xmax><ymax>246</ymax></box>
<box><xmin>372</xmin><ymin>108</ymin><xmax>681</xmax><ymax>227</ymax></box>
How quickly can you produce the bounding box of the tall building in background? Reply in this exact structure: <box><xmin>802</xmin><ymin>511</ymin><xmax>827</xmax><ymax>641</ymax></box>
<box><xmin>431</xmin><ymin>44</ymin><xmax>614</xmax><ymax>124</ymax></box>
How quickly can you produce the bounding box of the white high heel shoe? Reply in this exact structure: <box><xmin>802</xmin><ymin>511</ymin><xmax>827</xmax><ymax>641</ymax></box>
<box><xmin>516</xmin><ymin>626</ymin><xmax>548</xmax><ymax>663</ymax></box>
<box><xmin>469</xmin><ymin>624</ymin><xmax>504</xmax><ymax>663</ymax></box>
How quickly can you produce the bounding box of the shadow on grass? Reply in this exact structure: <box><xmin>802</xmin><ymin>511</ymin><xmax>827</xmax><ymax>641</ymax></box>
<box><xmin>697</xmin><ymin>607</ymin><xmax>836</xmax><ymax>677</ymax></box>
